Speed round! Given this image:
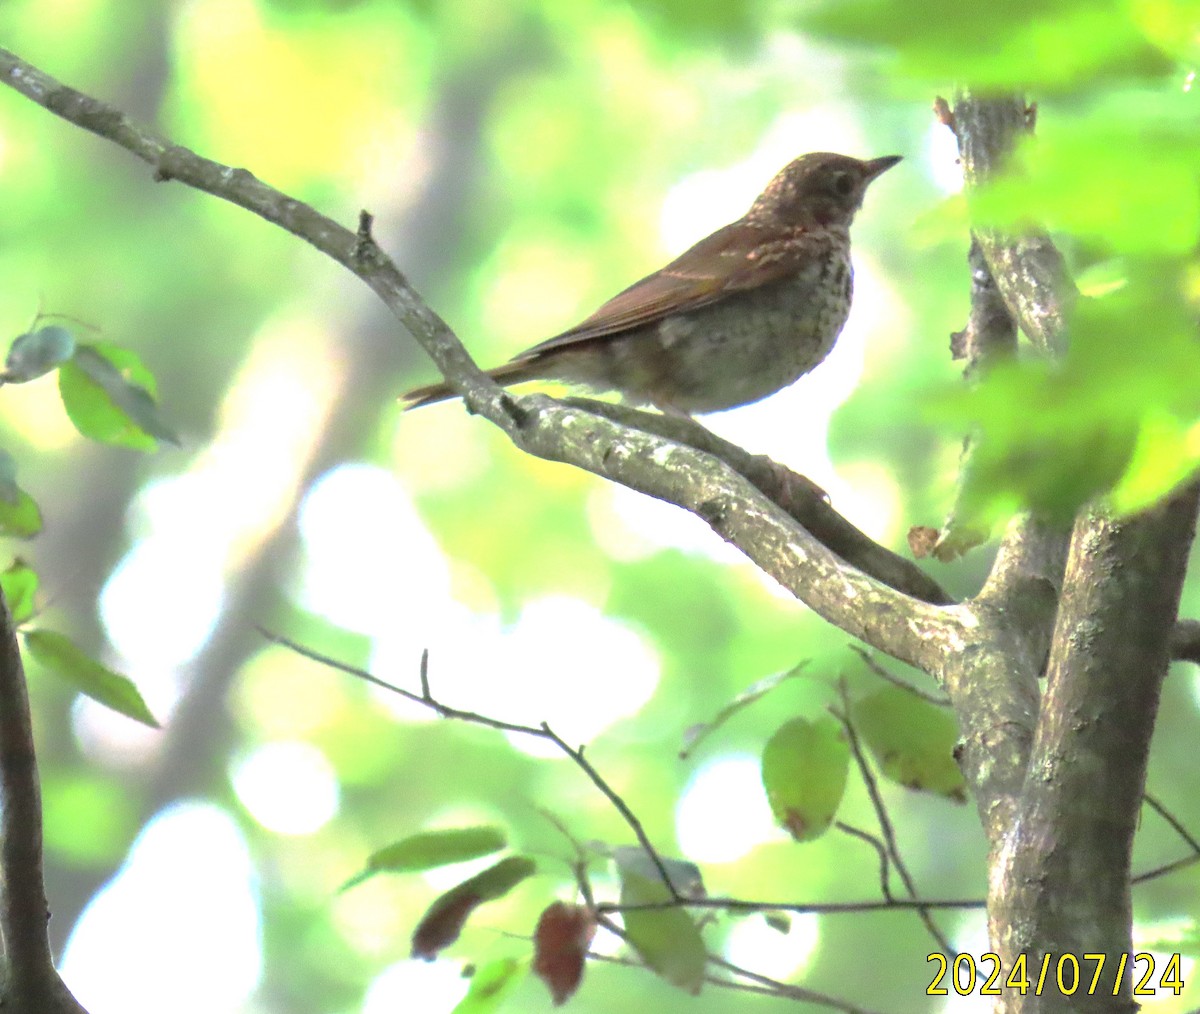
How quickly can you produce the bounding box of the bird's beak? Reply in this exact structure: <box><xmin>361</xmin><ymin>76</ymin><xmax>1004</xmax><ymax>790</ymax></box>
<box><xmin>863</xmin><ymin>155</ymin><xmax>903</xmax><ymax>180</ymax></box>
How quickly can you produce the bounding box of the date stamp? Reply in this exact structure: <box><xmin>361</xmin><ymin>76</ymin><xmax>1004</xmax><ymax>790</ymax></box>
<box><xmin>927</xmin><ymin>952</ymin><xmax>1186</xmax><ymax>996</ymax></box>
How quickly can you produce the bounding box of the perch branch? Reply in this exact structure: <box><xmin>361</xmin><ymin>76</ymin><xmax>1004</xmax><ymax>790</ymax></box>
<box><xmin>0</xmin><ymin>47</ymin><xmax>967</xmax><ymax>673</ymax></box>
<box><xmin>565</xmin><ymin>399</ymin><xmax>953</xmax><ymax>606</ymax></box>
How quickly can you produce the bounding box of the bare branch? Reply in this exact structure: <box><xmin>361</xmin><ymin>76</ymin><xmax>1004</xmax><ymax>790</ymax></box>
<box><xmin>1142</xmin><ymin>793</ymin><xmax>1200</xmax><ymax>858</ymax></box>
<box><xmin>0</xmin><ymin>601</ymin><xmax>87</xmax><ymax>1012</ymax></box>
<box><xmin>565</xmin><ymin>399</ymin><xmax>954</xmax><ymax>606</ymax></box>
<box><xmin>833</xmin><ymin>686</ymin><xmax>952</xmax><ymax>954</ymax></box>
<box><xmin>996</xmin><ymin>484</ymin><xmax>1200</xmax><ymax>999</ymax></box>
<box><xmin>0</xmin><ymin>46</ymin><xmax>967</xmax><ymax>673</ymax></box>
<box><xmin>848</xmin><ymin>646</ymin><xmax>951</xmax><ymax>708</ymax></box>
<box><xmin>1127</xmin><ymin>794</ymin><xmax>1200</xmax><ymax>885</ymax></box>
<box><xmin>1130</xmin><ymin>852</ymin><xmax>1200</xmax><ymax>886</ymax></box>
<box><xmin>600</xmin><ymin>894</ymin><xmax>982</xmax><ymax>916</ymax></box>
<box><xmin>951</xmin><ymin>93</ymin><xmax>1076</xmax><ymax>356</ymax></box>
<box><xmin>834</xmin><ymin>822</ymin><xmax>893</xmax><ymax>900</ymax></box>
<box><xmin>259</xmin><ymin>629</ymin><xmax>681</xmax><ymax>900</ymax></box>
<box><xmin>510</xmin><ymin>395</ymin><xmax>970</xmax><ymax>671</ymax></box>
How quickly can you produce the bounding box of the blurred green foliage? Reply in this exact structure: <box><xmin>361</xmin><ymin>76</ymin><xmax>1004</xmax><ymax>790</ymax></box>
<box><xmin>0</xmin><ymin>0</ymin><xmax>1197</xmax><ymax>1011</ymax></box>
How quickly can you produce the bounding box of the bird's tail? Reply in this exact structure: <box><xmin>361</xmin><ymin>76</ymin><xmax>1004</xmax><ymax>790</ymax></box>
<box><xmin>401</xmin><ymin>359</ymin><xmax>542</xmax><ymax>410</ymax></box>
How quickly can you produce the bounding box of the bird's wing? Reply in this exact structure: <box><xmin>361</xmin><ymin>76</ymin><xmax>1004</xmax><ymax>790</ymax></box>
<box><xmin>516</xmin><ymin>221</ymin><xmax>797</xmax><ymax>359</ymax></box>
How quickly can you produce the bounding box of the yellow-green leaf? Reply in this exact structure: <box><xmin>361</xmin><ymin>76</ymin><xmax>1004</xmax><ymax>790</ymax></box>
<box><xmin>852</xmin><ymin>687</ymin><xmax>967</xmax><ymax>802</ymax></box>
<box><xmin>616</xmin><ymin>865</ymin><xmax>705</xmax><ymax>995</ymax></box>
<box><xmin>0</xmin><ymin>559</ymin><xmax>39</xmax><ymax>625</ymax></box>
<box><xmin>761</xmin><ymin>715</ymin><xmax>849</xmax><ymax>841</ymax></box>
<box><xmin>23</xmin><ymin>630</ymin><xmax>159</xmax><ymax>728</ymax></box>
<box><xmin>342</xmin><ymin>825</ymin><xmax>507</xmax><ymax>891</ymax></box>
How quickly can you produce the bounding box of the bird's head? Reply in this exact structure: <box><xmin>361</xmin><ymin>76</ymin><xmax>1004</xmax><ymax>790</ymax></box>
<box><xmin>746</xmin><ymin>152</ymin><xmax>902</xmax><ymax>229</ymax></box>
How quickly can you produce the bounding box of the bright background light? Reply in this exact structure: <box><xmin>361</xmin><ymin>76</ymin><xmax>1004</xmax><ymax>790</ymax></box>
<box><xmin>231</xmin><ymin>740</ymin><xmax>340</xmax><ymax>835</ymax></box>
<box><xmin>60</xmin><ymin>801</ymin><xmax>261</xmax><ymax>1014</ymax></box>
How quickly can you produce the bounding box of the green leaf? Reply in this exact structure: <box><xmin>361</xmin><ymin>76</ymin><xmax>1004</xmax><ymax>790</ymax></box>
<box><xmin>452</xmin><ymin>957</ymin><xmax>528</xmax><ymax>1014</ymax></box>
<box><xmin>0</xmin><ymin>489</ymin><xmax>43</xmax><ymax>538</ymax></box>
<box><xmin>411</xmin><ymin>856</ymin><xmax>536</xmax><ymax>960</ymax></box>
<box><xmin>764</xmin><ymin>912</ymin><xmax>791</xmax><ymax>934</ymax></box>
<box><xmin>927</xmin><ymin>261</ymin><xmax>1200</xmax><ymax>526</ymax></box>
<box><xmin>852</xmin><ymin>687</ymin><xmax>967</xmax><ymax>802</ymax></box>
<box><xmin>616</xmin><ymin>865</ymin><xmax>706</xmax><ymax>995</ymax></box>
<box><xmin>58</xmin><ymin>343</ymin><xmax>178</xmax><ymax>450</ymax></box>
<box><xmin>465</xmin><ymin>855</ymin><xmax>536</xmax><ymax>901</ymax></box>
<box><xmin>1108</xmin><ymin>411</ymin><xmax>1200</xmax><ymax>515</ymax></box>
<box><xmin>23</xmin><ymin>629</ymin><xmax>159</xmax><ymax>728</ymax></box>
<box><xmin>3</xmin><ymin>326</ymin><xmax>76</xmax><ymax>383</ymax></box>
<box><xmin>680</xmin><ymin>660</ymin><xmax>808</xmax><ymax>759</ymax></box>
<box><xmin>341</xmin><ymin>826</ymin><xmax>508</xmax><ymax>890</ymax></box>
<box><xmin>971</xmin><ymin>119</ymin><xmax>1200</xmax><ymax>257</ymax></box>
<box><xmin>761</xmin><ymin>715</ymin><xmax>849</xmax><ymax>841</ymax></box>
<box><xmin>609</xmin><ymin>846</ymin><xmax>704</xmax><ymax>898</ymax></box>
<box><xmin>0</xmin><ymin>560</ymin><xmax>39</xmax><ymax>624</ymax></box>
<box><xmin>799</xmin><ymin>0</ymin><xmax>1174</xmax><ymax>90</ymax></box>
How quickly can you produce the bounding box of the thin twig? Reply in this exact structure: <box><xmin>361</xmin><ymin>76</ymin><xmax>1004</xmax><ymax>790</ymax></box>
<box><xmin>1131</xmin><ymin>852</ymin><xmax>1200</xmax><ymax>886</ymax></box>
<box><xmin>835</xmin><ymin>822</ymin><xmax>893</xmax><ymax>901</ymax></box>
<box><xmin>1143</xmin><ymin>793</ymin><xmax>1200</xmax><ymax>856</ymax></box>
<box><xmin>708</xmin><ymin>952</ymin><xmax>886</xmax><ymax>1014</ymax></box>
<box><xmin>597</xmin><ymin>895</ymin><xmax>983</xmax><ymax>916</ymax></box>
<box><xmin>582</xmin><ymin>949</ymin><xmax>886</xmax><ymax>1014</ymax></box>
<box><xmin>566</xmin><ymin>856</ymin><xmax>885</xmax><ymax>1014</ymax></box>
<box><xmin>834</xmin><ymin>683</ymin><xmax>953</xmax><ymax>954</ymax></box>
<box><xmin>848</xmin><ymin>647</ymin><xmax>951</xmax><ymax>708</ymax></box>
<box><xmin>259</xmin><ymin>628</ymin><xmax>682</xmax><ymax>899</ymax></box>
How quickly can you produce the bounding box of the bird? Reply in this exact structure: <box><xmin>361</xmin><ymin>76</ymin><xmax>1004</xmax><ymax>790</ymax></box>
<box><xmin>402</xmin><ymin>151</ymin><xmax>901</xmax><ymax>415</ymax></box>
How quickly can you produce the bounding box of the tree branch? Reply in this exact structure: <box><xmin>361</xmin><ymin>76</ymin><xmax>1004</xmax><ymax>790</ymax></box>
<box><xmin>946</xmin><ymin>91</ymin><xmax>1200</xmax><ymax>1012</ymax></box>
<box><xmin>261</xmin><ymin>632</ymin><xmax>685</xmax><ymax>899</ymax></box>
<box><xmin>0</xmin><ymin>47</ymin><xmax>967</xmax><ymax>673</ymax></box>
<box><xmin>510</xmin><ymin>395</ymin><xmax>968</xmax><ymax>670</ymax></box>
<box><xmin>0</xmin><ymin>599</ymin><xmax>86</xmax><ymax>1012</ymax></box>
<box><xmin>931</xmin><ymin>213</ymin><xmax>1062</xmax><ymax>862</ymax></box>
<box><xmin>566</xmin><ymin>399</ymin><xmax>954</xmax><ymax>606</ymax></box>
<box><xmin>951</xmin><ymin>92</ymin><xmax>1076</xmax><ymax>357</ymax></box>
<box><xmin>996</xmin><ymin>484</ymin><xmax>1200</xmax><ymax>1008</ymax></box>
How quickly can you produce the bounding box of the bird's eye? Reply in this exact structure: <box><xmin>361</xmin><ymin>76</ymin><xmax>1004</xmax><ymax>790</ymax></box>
<box><xmin>831</xmin><ymin>171</ymin><xmax>855</xmax><ymax>196</ymax></box>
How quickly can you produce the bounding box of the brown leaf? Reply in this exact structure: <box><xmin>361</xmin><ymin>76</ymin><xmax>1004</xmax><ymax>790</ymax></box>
<box><xmin>411</xmin><ymin>887</ymin><xmax>481</xmax><ymax>960</ymax></box>
<box><xmin>533</xmin><ymin>902</ymin><xmax>597</xmax><ymax>1005</ymax></box>
<box><xmin>907</xmin><ymin>525</ymin><xmax>939</xmax><ymax>559</ymax></box>
<box><xmin>933</xmin><ymin>525</ymin><xmax>988</xmax><ymax>562</ymax></box>
<box><xmin>410</xmin><ymin>856</ymin><xmax>537</xmax><ymax>961</ymax></box>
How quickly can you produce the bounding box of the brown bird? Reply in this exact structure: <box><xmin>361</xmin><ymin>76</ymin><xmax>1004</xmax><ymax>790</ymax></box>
<box><xmin>403</xmin><ymin>151</ymin><xmax>901</xmax><ymax>414</ymax></box>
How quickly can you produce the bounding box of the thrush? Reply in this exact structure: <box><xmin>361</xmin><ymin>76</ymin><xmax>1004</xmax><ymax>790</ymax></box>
<box><xmin>403</xmin><ymin>151</ymin><xmax>901</xmax><ymax>414</ymax></box>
